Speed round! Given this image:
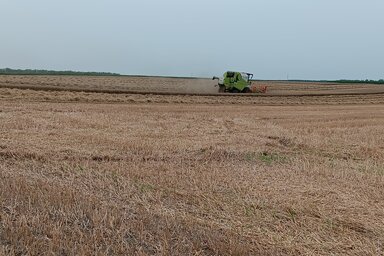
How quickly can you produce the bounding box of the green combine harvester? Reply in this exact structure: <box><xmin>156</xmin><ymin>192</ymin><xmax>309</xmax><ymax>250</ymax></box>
<box><xmin>212</xmin><ymin>71</ymin><xmax>267</xmax><ymax>93</ymax></box>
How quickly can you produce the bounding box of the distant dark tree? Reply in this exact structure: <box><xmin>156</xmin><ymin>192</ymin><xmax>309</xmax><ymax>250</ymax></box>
<box><xmin>0</xmin><ymin>68</ymin><xmax>120</xmax><ymax>76</ymax></box>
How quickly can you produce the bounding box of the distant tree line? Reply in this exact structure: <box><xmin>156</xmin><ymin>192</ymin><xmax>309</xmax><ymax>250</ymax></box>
<box><xmin>256</xmin><ymin>79</ymin><xmax>384</xmax><ymax>85</ymax></box>
<box><xmin>0</xmin><ymin>68</ymin><xmax>120</xmax><ymax>76</ymax></box>
<box><xmin>331</xmin><ymin>79</ymin><xmax>384</xmax><ymax>84</ymax></box>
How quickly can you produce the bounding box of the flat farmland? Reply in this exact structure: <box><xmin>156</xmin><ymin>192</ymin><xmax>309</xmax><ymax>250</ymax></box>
<box><xmin>1</xmin><ymin>75</ymin><xmax>384</xmax><ymax>96</ymax></box>
<box><xmin>1</xmin><ymin>76</ymin><xmax>384</xmax><ymax>255</ymax></box>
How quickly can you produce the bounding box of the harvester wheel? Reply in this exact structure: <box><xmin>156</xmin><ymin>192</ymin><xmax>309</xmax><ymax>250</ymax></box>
<box><xmin>242</xmin><ymin>87</ymin><xmax>252</xmax><ymax>93</ymax></box>
<box><xmin>231</xmin><ymin>88</ymin><xmax>240</xmax><ymax>93</ymax></box>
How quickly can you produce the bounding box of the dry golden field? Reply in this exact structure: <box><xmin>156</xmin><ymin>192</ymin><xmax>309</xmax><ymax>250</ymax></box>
<box><xmin>1</xmin><ymin>76</ymin><xmax>384</xmax><ymax>255</ymax></box>
<box><xmin>1</xmin><ymin>75</ymin><xmax>384</xmax><ymax>95</ymax></box>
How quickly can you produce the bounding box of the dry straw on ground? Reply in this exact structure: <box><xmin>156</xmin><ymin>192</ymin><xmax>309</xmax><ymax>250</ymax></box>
<box><xmin>0</xmin><ymin>77</ymin><xmax>384</xmax><ymax>255</ymax></box>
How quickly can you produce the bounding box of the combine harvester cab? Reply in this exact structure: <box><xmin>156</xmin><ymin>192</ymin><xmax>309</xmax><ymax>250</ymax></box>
<box><xmin>213</xmin><ymin>71</ymin><xmax>267</xmax><ymax>93</ymax></box>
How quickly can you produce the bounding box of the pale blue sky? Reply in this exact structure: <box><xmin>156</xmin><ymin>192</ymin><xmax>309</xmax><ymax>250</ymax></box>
<box><xmin>1</xmin><ymin>0</ymin><xmax>383</xmax><ymax>79</ymax></box>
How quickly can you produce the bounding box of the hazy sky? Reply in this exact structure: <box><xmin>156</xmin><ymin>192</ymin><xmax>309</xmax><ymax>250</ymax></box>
<box><xmin>1</xmin><ymin>0</ymin><xmax>383</xmax><ymax>79</ymax></box>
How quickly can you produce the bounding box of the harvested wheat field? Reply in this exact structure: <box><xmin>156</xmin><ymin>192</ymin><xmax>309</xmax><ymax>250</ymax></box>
<box><xmin>1</xmin><ymin>76</ymin><xmax>384</xmax><ymax>255</ymax></box>
<box><xmin>1</xmin><ymin>75</ymin><xmax>384</xmax><ymax>96</ymax></box>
